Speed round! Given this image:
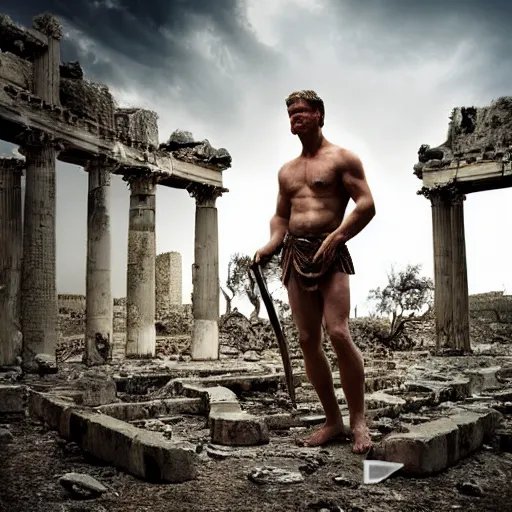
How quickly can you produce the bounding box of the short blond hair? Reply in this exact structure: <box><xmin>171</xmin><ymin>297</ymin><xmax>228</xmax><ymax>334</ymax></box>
<box><xmin>285</xmin><ymin>90</ymin><xmax>325</xmax><ymax>126</ymax></box>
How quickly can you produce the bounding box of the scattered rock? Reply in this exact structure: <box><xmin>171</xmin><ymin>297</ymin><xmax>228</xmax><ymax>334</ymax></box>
<box><xmin>34</xmin><ymin>353</ymin><xmax>58</xmax><ymax>374</ymax></box>
<box><xmin>210</xmin><ymin>412</ymin><xmax>269</xmax><ymax>446</ymax></box>
<box><xmin>59</xmin><ymin>472</ymin><xmax>107</xmax><ymax>499</ymax></box>
<box><xmin>306</xmin><ymin>499</ymin><xmax>345</xmax><ymax>511</ymax></box>
<box><xmin>0</xmin><ymin>426</ymin><xmax>14</xmax><ymax>444</ymax></box>
<box><xmin>456</xmin><ymin>479</ymin><xmax>484</xmax><ymax>497</ymax></box>
<box><xmin>332</xmin><ymin>475</ymin><xmax>359</xmax><ymax>489</ymax></box>
<box><xmin>248</xmin><ymin>466</ymin><xmax>304</xmax><ymax>485</ymax></box>
<box><xmin>243</xmin><ymin>351</ymin><xmax>260</xmax><ymax>362</ymax></box>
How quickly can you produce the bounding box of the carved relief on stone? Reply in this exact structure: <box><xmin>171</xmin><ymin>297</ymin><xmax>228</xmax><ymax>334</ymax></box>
<box><xmin>187</xmin><ymin>183</ymin><xmax>227</xmax><ymax>207</ymax></box>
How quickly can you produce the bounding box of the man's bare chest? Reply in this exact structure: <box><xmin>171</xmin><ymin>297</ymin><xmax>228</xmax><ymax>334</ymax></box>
<box><xmin>284</xmin><ymin>159</ymin><xmax>341</xmax><ymax>195</ymax></box>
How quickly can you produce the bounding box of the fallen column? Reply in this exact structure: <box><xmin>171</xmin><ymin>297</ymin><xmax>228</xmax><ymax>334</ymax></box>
<box><xmin>125</xmin><ymin>175</ymin><xmax>157</xmax><ymax>358</ymax></box>
<box><xmin>20</xmin><ymin>14</ymin><xmax>62</xmax><ymax>371</ymax></box>
<box><xmin>0</xmin><ymin>158</ymin><xmax>24</xmax><ymax>366</ymax></box>
<box><xmin>84</xmin><ymin>160</ymin><xmax>113</xmax><ymax>365</ymax></box>
<box><xmin>188</xmin><ymin>184</ymin><xmax>224</xmax><ymax>360</ymax></box>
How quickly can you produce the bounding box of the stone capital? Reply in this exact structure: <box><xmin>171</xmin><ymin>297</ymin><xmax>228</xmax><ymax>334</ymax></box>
<box><xmin>122</xmin><ymin>171</ymin><xmax>157</xmax><ymax>194</ymax></box>
<box><xmin>0</xmin><ymin>157</ymin><xmax>26</xmax><ymax>175</ymax></box>
<box><xmin>33</xmin><ymin>13</ymin><xmax>63</xmax><ymax>41</ymax></box>
<box><xmin>15</xmin><ymin>128</ymin><xmax>66</xmax><ymax>154</ymax></box>
<box><xmin>187</xmin><ymin>183</ymin><xmax>228</xmax><ymax>207</ymax></box>
<box><xmin>417</xmin><ymin>184</ymin><xmax>465</xmax><ymax>206</ymax></box>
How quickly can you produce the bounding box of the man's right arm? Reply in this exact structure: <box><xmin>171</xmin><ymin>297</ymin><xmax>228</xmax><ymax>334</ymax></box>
<box><xmin>254</xmin><ymin>169</ymin><xmax>291</xmax><ymax>263</ymax></box>
<box><xmin>267</xmin><ymin>169</ymin><xmax>291</xmax><ymax>251</ymax></box>
<box><xmin>268</xmin><ymin>189</ymin><xmax>291</xmax><ymax>251</ymax></box>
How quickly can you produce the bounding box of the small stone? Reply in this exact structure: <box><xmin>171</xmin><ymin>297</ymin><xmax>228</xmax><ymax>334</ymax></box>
<box><xmin>243</xmin><ymin>351</ymin><xmax>260</xmax><ymax>362</ymax></box>
<box><xmin>34</xmin><ymin>353</ymin><xmax>58</xmax><ymax>374</ymax></box>
<box><xmin>219</xmin><ymin>346</ymin><xmax>239</xmax><ymax>356</ymax></box>
<box><xmin>0</xmin><ymin>427</ymin><xmax>14</xmax><ymax>444</ymax></box>
<box><xmin>248</xmin><ymin>466</ymin><xmax>304</xmax><ymax>485</ymax></box>
<box><xmin>332</xmin><ymin>475</ymin><xmax>359</xmax><ymax>489</ymax></box>
<box><xmin>456</xmin><ymin>480</ymin><xmax>483</xmax><ymax>497</ymax></box>
<box><xmin>59</xmin><ymin>472</ymin><xmax>107</xmax><ymax>498</ymax></box>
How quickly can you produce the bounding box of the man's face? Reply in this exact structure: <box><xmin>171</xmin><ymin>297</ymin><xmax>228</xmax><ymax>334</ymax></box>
<box><xmin>287</xmin><ymin>99</ymin><xmax>321</xmax><ymax>135</ymax></box>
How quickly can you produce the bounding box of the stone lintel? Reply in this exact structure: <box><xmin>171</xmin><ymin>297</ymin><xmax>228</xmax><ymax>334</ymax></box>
<box><xmin>0</xmin><ymin>80</ymin><xmax>224</xmax><ymax>187</ymax></box>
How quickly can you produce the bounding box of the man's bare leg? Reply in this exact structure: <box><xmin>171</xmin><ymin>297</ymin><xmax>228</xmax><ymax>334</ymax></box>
<box><xmin>287</xmin><ymin>274</ymin><xmax>346</xmax><ymax>446</ymax></box>
<box><xmin>321</xmin><ymin>272</ymin><xmax>372</xmax><ymax>453</ymax></box>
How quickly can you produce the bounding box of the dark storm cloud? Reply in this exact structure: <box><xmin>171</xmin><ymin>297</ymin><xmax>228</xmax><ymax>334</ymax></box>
<box><xmin>3</xmin><ymin>0</ymin><xmax>282</xmax><ymax>121</ymax></box>
<box><xmin>331</xmin><ymin>0</ymin><xmax>512</xmax><ymax>96</ymax></box>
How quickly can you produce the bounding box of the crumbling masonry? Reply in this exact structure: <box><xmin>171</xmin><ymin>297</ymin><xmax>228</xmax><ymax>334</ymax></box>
<box><xmin>0</xmin><ymin>12</ymin><xmax>231</xmax><ymax>369</ymax></box>
<box><xmin>414</xmin><ymin>98</ymin><xmax>512</xmax><ymax>352</ymax></box>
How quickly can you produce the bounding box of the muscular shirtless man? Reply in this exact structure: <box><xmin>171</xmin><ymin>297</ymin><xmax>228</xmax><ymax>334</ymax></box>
<box><xmin>254</xmin><ymin>90</ymin><xmax>375</xmax><ymax>453</ymax></box>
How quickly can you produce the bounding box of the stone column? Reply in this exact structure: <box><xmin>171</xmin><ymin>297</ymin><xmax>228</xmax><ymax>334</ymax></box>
<box><xmin>451</xmin><ymin>192</ymin><xmax>470</xmax><ymax>352</ymax></box>
<box><xmin>0</xmin><ymin>158</ymin><xmax>24</xmax><ymax>366</ymax></box>
<box><xmin>430</xmin><ymin>190</ymin><xmax>454</xmax><ymax>350</ymax></box>
<box><xmin>19</xmin><ymin>14</ymin><xmax>62</xmax><ymax>371</ymax></box>
<box><xmin>188</xmin><ymin>184</ymin><xmax>224</xmax><ymax>360</ymax></box>
<box><xmin>125</xmin><ymin>175</ymin><xmax>157</xmax><ymax>358</ymax></box>
<box><xmin>84</xmin><ymin>160</ymin><xmax>113</xmax><ymax>365</ymax></box>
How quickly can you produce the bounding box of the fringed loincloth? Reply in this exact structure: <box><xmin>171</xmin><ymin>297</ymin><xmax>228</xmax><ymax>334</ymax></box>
<box><xmin>280</xmin><ymin>232</ymin><xmax>355</xmax><ymax>291</ymax></box>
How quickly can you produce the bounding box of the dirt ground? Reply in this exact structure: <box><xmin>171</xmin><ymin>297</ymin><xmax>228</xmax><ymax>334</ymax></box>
<box><xmin>2</xmin><ymin>417</ymin><xmax>512</xmax><ymax>512</ymax></box>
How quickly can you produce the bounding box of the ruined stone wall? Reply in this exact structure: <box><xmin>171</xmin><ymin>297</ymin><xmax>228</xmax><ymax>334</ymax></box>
<box><xmin>469</xmin><ymin>291</ymin><xmax>512</xmax><ymax>323</ymax></box>
<box><xmin>60</xmin><ymin>78</ymin><xmax>116</xmax><ymax>130</ymax></box>
<box><xmin>0</xmin><ymin>51</ymin><xmax>32</xmax><ymax>89</ymax></box>
<box><xmin>156</xmin><ymin>252</ymin><xmax>182</xmax><ymax>318</ymax></box>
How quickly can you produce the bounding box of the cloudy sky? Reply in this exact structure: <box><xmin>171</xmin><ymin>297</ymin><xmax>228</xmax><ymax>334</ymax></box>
<box><xmin>2</xmin><ymin>0</ymin><xmax>511</xmax><ymax>316</ymax></box>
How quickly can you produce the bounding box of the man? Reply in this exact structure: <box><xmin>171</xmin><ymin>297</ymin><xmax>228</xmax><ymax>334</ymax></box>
<box><xmin>254</xmin><ymin>90</ymin><xmax>375</xmax><ymax>453</ymax></box>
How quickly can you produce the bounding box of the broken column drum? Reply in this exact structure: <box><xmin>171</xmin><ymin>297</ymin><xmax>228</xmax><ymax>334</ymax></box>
<box><xmin>19</xmin><ymin>14</ymin><xmax>62</xmax><ymax>371</ymax></box>
<box><xmin>125</xmin><ymin>175</ymin><xmax>157</xmax><ymax>358</ymax></box>
<box><xmin>84</xmin><ymin>160</ymin><xmax>113</xmax><ymax>365</ymax></box>
<box><xmin>189</xmin><ymin>184</ymin><xmax>223</xmax><ymax>360</ymax></box>
<box><xmin>0</xmin><ymin>158</ymin><xmax>24</xmax><ymax>365</ymax></box>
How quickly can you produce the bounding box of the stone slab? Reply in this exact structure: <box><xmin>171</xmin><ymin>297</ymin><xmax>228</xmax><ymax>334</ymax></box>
<box><xmin>97</xmin><ymin>397</ymin><xmax>204</xmax><ymax>421</ymax></box>
<box><xmin>371</xmin><ymin>409</ymin><xmax>502</xmax><ymax>475</ymax></box>
<box><xmin>0</xmin><ymin>384</ymin><xmax>27</xmax><ymax>414</ymax></box>
<box><xmin>210</xmin><ymin>411</ymin><xmax>269</xmax><ymax>446</ymax></box>
<box><xmin>28</xmin><ymin>391</ymin><xmax>198</xmax><ymax>482</ymax></box>
<box><xmin>464</xmin><ymin>367</ymin><xmax>502</xmax><ymax>394</ymax></box>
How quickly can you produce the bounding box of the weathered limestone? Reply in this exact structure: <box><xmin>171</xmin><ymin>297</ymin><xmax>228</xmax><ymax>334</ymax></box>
<box><xmin>156</xmin><ymin>251</ymin><xmax>182</xmax><ymax>314</ymax></box>
<box><xmin>372</xmin><ymin>409</ymin><xmax>502</xmax><ymax>475</ymax></box>
<box><xmin>451</xmin><ymin>193</ymin><xmax>470</xmax><ymax>352</ymax></box>
<box><xmin>125</xmin><ymin>175</ymin><xmax>157</xmax><ymax>358</ymax></box>
<box><xmin>20</xmin><ymin>17</ymin><xmax>61</xmax><ymax>371</ymax></box>
<box><xmin>210</xmin><ymin>411</ymin><xmax>270</xmax><ymax>446</ymax></box>
<box><xmin>84</xmin><ymin>160</ymin><xmax>113</xmax><ymax>365</ymax></box>
<box><xmin>28</xmin><ymin>391</ymin><xmax>199</xmax><ymax>483</ymax></box>
<box><xmin>0</xmin><ymin>384</ymin><xmax>27</xmax><ymax>413</ymax></box>
<box><xmin>188</xmin><ymin>184</ymin><xmax>224</xmax><ymax>360</ymax></box>
<box><xmin>0</xmin><ymin>158</ymin><xmax>24</xmax><ymax>365</ymax></box>
<box><xmin>430</xmin><ymin>191</ymin><xmax>453</xmax><ymax>349</ymax></box>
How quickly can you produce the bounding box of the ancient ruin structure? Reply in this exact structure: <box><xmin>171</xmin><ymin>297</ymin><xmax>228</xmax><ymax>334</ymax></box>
<box><xmin>0</xmin><ymin>12</ymin><xmax>231</xmax><ymax>369</ymax></box>
<box><xmin>414</xmin><ymin>97</ymin><xmax>512</xmax><ymax>351</ymax></box>
<box><xmin>156</xmin><ymin>252</ymin><xmax>183</xmax><ymax>315</ymax></box>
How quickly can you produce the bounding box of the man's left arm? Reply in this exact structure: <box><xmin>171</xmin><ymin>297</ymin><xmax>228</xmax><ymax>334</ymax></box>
<box><xmin>334</xmin><ymin>150</ymin><xmax>376</xmax><ymax>244</ymax></box>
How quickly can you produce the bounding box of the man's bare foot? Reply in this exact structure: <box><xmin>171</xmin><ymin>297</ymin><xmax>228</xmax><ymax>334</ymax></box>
<box><xmin>351</xmin><ymin>421</ymin><xmax>372</xmax><ymax>454</ymax></box>
<box><xmin>297</xmin><ymin>422</ymin><xmax>349</xmax><ymax>447</ymax></box>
